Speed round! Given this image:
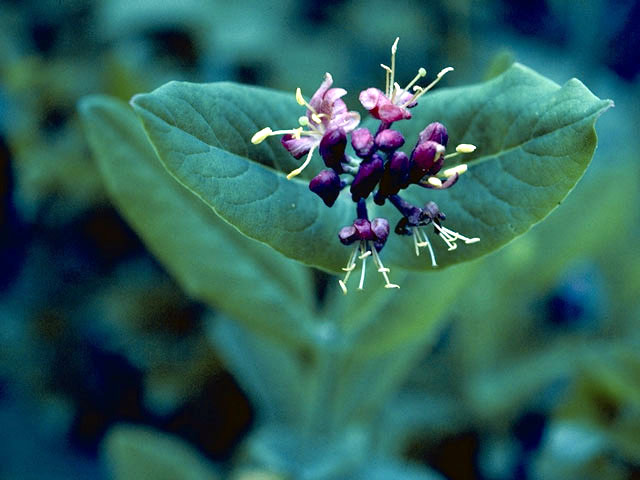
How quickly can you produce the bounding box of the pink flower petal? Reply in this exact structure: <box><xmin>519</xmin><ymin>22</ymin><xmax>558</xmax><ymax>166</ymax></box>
<box><xmin>308</xmin><ymin>72</ymin><xmax>333</xmax><ymax>112</ymax></box>
<box><xmin>281</xmin><ymin>134</ymin><xmax>318</xmax><ymax>159</ymax></box>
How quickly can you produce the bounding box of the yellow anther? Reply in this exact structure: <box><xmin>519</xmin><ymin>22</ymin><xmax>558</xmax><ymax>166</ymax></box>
<box><xmin>339</xmin><ymin>280</ymin><xmax>348</xmax><ymax>295</ymax></box>
<box><xmin>358</xmin><ymin>250</ymin><xmax>372</xmax><ymax>260</ymax></box>
<box><xmin>391</xmin><ymin>37</ymin><xmax>399</xmax><ymax>54</ymax></box>
<box><xmin>295</xmin><ymin>88</ymin><xmax>305</xmax><ymax>106</ymax></box>
<box><xmin>443</xmin><ymin>164</ymin><xmax>468</xmax><ymax>177</ymax></box>
<box><xmin>456</xmin><ymin>143</ymin><xmax>476</xmax><ymax>153</ymax></box>
<box><xmin>251</xmin><ymin>127</ymin><xmax>273</xmax><ymax>144</ymax></box>
<box><xmin>427</xmin><ymin>176</ymin><xmax>443</xmax><ymax>187</ymax></box>
<box><xmin>380</xmin><ymin>63</ymin><xmax>392</xmax><ymax>73</ymax></box>
<box><xmin>311</xmin><ymin>113</ymin><xmax>323</xmax><ymax>124</ymax></box>
<box><xmin>437</xmin><ymin>67</ymin><xmax>454</xmax><ymax>78</ymax></box>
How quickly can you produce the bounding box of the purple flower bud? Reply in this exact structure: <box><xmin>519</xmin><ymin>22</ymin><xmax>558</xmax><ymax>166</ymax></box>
<box><xmin>309</xmin><ymin>169</ymin><xmax>342</xmax><ymax>207</ymax></box>
<box><xmin>375</xmin><ymin>151</ymin><xmax>410</xmax><ymax>205</ymax></box>
<box><xmin>353</xmin><ymin>218</ymin><xmax>374</xmax><ymax>241</ymax></box>
<box><xmin>374</xmin><ymin>129</ymin><xmax>405</xmax><ymax>153</ymax></box>
<box><xmin>371</xmin><ymin>217</ymin><xmax>390</xmax><ymax>248</ymax></box>
<box><xmin>408</xmin><ymin>140</ymin><xmax>444</xmax><ymax>184</ymax></box>
<box><xmin>319</xmin><ymin>128</ymin><xmax>347</xmax><ymax>171</ymax></box>
<box><xmin>418</xmin><ymin>122</ymin><xmax>449</xmax><ymax>147</ymax></box>
<box><xmin>351</xmin><ymin>128</ymin><xmax>375</xmax><ymax>158</ymax></box>
<box><xmin>350</xmin><ymin>154</ymin><xmax>384</xmax><ymax>202</ymax></box>
<box><xmin>338</xmin><ymin>225</ymin><xmax>359</xmax><ymax>245</ymax></box>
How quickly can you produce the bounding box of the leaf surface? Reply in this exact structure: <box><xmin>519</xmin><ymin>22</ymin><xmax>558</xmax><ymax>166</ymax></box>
<box><xmin>131</xmin><ymin>64</ymin><xmax>611</xmax><ymax>272</ymax></box>
<box><xmin>79</xmin><ymin>95</ymin><xmax>314</xmax><ymax>346</ymax></box>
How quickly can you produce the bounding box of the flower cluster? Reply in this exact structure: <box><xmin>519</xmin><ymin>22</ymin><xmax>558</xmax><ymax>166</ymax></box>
<box><xmin>252</xmin><ymin>38</ymin><xmax>479</xmax><ymax>293</ymax></box>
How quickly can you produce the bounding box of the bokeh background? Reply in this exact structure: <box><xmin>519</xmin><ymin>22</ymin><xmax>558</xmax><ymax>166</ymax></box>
<box><xmin>1</xmin><ymin>0</ymin><xmax>639</xmax><ymax>479</ymax></box>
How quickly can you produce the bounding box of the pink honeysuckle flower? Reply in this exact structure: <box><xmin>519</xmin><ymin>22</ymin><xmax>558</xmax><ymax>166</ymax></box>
<box><xmin>359</xmin><ymin>37</ymin><xmax>454</xmax><ymax>125</ymax></box>
<box><xmin>251</xmin><ymin>73</ymin><xmax>360</xmax><ymax>179</ymax></box>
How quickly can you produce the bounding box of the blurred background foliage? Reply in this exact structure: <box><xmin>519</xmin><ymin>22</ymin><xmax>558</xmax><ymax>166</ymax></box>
<box><xmin>0</xmin><ymin>0</ymin><xmax>639</xmax><ymax>478</ymax></box>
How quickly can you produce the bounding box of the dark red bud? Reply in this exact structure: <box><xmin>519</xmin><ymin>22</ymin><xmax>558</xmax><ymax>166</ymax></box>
<box><xmin>374</xmin><ymin>129</ymin><xmax>405</xmax><ymax>152</ymax></box>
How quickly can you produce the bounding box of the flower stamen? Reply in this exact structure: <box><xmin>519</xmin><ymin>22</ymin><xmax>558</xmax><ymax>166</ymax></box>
<box><xmin>370</xmin><ymin>242</ymin><xmax>400</xmax><ymax>289</ymax></box>
<box><xmin>401</xmin><ymin>67</ymin><xmax>454</xmax><ymax>108</ymax></box>
<box><xmin>339</xmin><ymin>244</ymin><xmax>360</xmax><ymax>294</ymax></box>
<box><xmin>438</xmin><ymin>224</ymin><xmax>480</xmax><ymax>244</ymax></box>
<box><xmin>286</xmin><ymin>144</ymin><xmax>317</xmax><ymax>179</ymax></box>
<box><xmin>411</xmin><ymin>228</ymin><xmax>438</xmax><ymax>266</ymax></box>
<box><xmin>389</xmin><ymin>37</ymin><xmax>399</xmax><ymax>99</ymax></box>
<box><xmin>358</xmin><ymin>242</ymin><xmax>368</xmax><ymax>290</ymax></box>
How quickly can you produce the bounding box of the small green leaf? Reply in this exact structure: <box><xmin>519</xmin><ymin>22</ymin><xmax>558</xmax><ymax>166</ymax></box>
<box><xmin>131</xmin><ymin>64</ymin><xmax>611</xmax><ymax>273</ymax></box>
<box><xmin>79</xmin><ymin>95</ymin><xmax>315</xmax><ymax>346</ymax></box>
<box><xmin>103</xmin><ymin>424</ymin><xmax>220</xmax><ymax>480</ymax></box>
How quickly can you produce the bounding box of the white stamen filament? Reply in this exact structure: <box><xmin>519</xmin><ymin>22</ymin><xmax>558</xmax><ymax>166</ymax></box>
<box><xmin>286</xmin><ymin>144</ymin><xmax>317</xmax><ymax>180</ymax></box>
<box><xmin>412</xmin><ymin>228</ymin><xmax>438</xmax><ymax>267</ymax></box>
<box><xmin>397</xmin><ymin>67</ymin><xmax>427</xmax><ymax>102</ymax></box>
<box><xmin>401</xmin><ymin>66</ymin><xmax>454</xmax><ymax>108</ymax></box>
<box><xmin>358</xmin><ymin>242</ymin><xmax>368</xmax><ymax>290</ymax></box>
<box><xmin>390</xmin><ymin>37</ymin><xmax>399</xmax><ymax>99</ymax></box>
<box><xmin>432</xmin><ymin>223</ymin><xmax>457</xmax><ymax>250</ymax></box>
<box><xmin>380</xmin><ymin>63</ymin><xmax>392</xmax><ymax>97</ymax></box>
<box><xmin>413</xmin><ymin>230</ymin><xmax>421</xmax><ymax>256</ymax></box>
<box><xmin>339</xmin><ymin>245</ymin><xmax>360</xmax><ymax>294</ymax></box>
<box><xmin>370</xmin><ymin>242</ymin><xmax>400</xmax><ymax>289</ymax></box>
<box><xmin>439</xmin><ymin>225</ymin><xmax>480</xmax><ymax>244</ymax></box>
<box><xmin>391</xmin><ymin>82</ymin><xmax>402</xmax><ymax>102</ymax></box>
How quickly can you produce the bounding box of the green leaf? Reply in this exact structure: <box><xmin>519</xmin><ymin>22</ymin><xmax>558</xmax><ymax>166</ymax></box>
<box><xmin>131</xmin><ymin>64</ymin><xmax>611</xmax><ymax>273</ymax></box>
<box><xmin>79</xmin><ymin>95</ymin><xmax>315</xmax><ymax>346</ymax></box>
<box><xmin>103</xmin><ymin>424</ymin><xmax>220</xmax><ymax>480</ymax></box>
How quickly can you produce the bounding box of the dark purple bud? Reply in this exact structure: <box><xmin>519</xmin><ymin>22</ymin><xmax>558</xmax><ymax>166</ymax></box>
<box><xmin>351</xmin><ymin>128</ymin><xmax>375</xmax><ymax>158</ymax></box>
<box><xmin>371</xmin><ymin>217</ymin><xmax>390</xmax><ymax>244</ymax></box>
<box><xmin>319</xmin><ymin>128</ymin><xmax>347</xmax><ymax>171</ymax></box>
<box><xmin>338</xmin><ymin>225</ymin><xmax>359</xmax><ymax>245</ymax></box>
<box><xmin>394</xmin><ymin>217</ymin><xmax>412</xmax><ymax>236</ymax></box>
<box><xmin>353</xmin><ymin>218</ymin><xmax>374</xmax><ymax>240</ymax></box>
<box><xmin>376</xmin><ymin>151</ymin><xmax>410</xmax><ymax>204</ymax></box>
<box><xmin>408</xmin><ymin>140</ymin><xmax>445</xmax><ymax>184</ymax></box>
<box><xmin>374</xmin><ymin>129</ymin><xmax>405</xmax><ymax>152</ymax></box>
<box><xmin>418</xmin><ymin>122</ymin><xmax>448</xmax><ymax>147</ymax></box>
<box><xmin>309</xmin><ymin>169</ymin><xmax>342</xmax><ymax>207</ymax></box>
<box><xmin>423</xmin><ymin>201</ymin><xmax>446</xmax><ymax>222</ymax></box>
<box><xmin>350</xmin><ymin>154</ymin><xmax>384</xmax><ymax>202</ymax></box>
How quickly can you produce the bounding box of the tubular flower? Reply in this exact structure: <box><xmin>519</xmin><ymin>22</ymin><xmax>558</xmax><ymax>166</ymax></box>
<box><xmin>338</xmin><ymin>214</ymin><xmax>398</xmax><ymax>294</ymax></box>
<box><xmin>390</xmin><ymin>196</ymin><xmax>479</xmax><ymax>267</ymax></box>
<box><xmin>250</xmin><ymin>36</ymin><xmax>481</xmax><ymax>293</ymax></box>
<box><xmin>251</xmin><ymin>73</ymin><xmax>360</xmax><ymax>179</ymax></box>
